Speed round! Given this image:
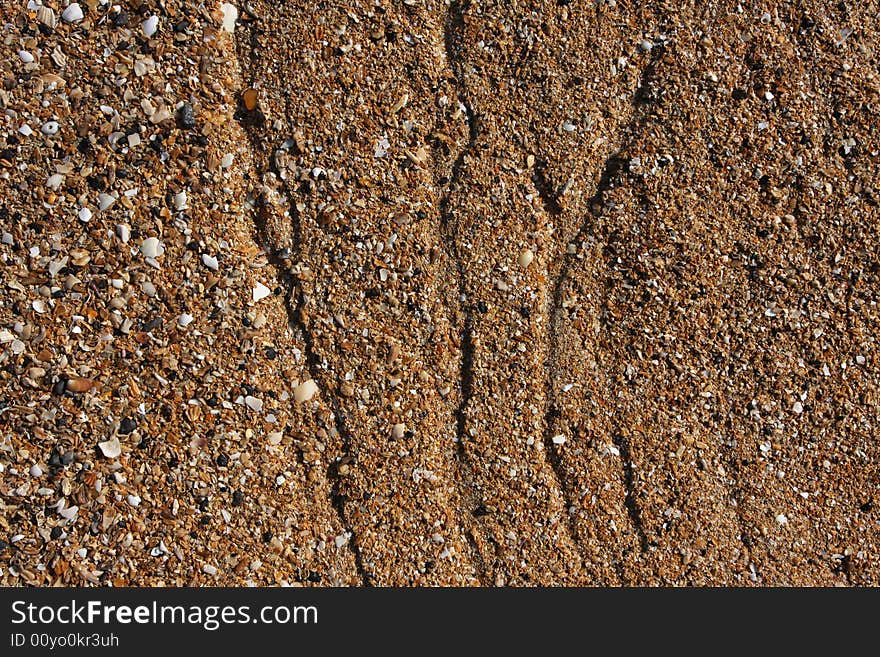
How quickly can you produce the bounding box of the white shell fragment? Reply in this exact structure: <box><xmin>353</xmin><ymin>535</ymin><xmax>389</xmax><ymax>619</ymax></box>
<box><xmin>98</xmin><ymin>193</ymin><xmax>116</xmax><ymax>211</ymax></box>
<box><xmin>140</xmin><ymin>237</ymin><xmax>164</xmax><ymax>258</ymax></box>
<box><xmin>221</xmin><ymin>3</ymin><xmax>238</xmax><ymax>33</ymax></box>
<box><xmin>98</xmin><ymin>437</ymin><xmax>122</xmax><ymax>458</ymax></box>
<box><xmin>61</xmin><ymin>3</ymin><xmax>84</xmax><ymax>23</ymax></box>
<box><xmin>59</xmin><ymin>505</ymin><xmax>79</xmax><ymax>521</ymax></box>
<box><xmin>252</xmin><ymin>282</ymin><xmax>271</xmax><ymax>302</ymax></box>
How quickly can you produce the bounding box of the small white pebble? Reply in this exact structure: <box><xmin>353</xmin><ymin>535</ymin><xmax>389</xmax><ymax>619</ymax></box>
<box><xmin>221</xmin><ymin>153</ymin><xmax>234</xmax><ymax>168</ymax></box>
<box><xmin>776</xmin><ymin>513</ymin><xmax>788</xmax><ymax>525</ymax></box>
<box><xmin>173</xmin><ymin>191</ymin><xmax>188</xmax><ymax>210</ymax></box>
<box><xmin>202</xmin><ymin>564</ymin><xmax>218</xmax><ymax>575</ymax></box>
<box><xmin>518</xmin><ymin>249</ymin><xmax>534</xmax><ymax>268</ymax></box>
<box><xmin>792</xmin><ymin>401</ymin><xmax>803</xmax><ymax>414</ymax></box>
<box><xmin>19</xmin><ymin>123</ymin><xmax>33</xmax><ymax>136</ymax></box>
<box><xmin>552</xmin><ymin>435</ymin><xmax>566</xmax><ymax>445</ymax></box>
<box><xmin>116</xmin><ymin>224</ymin><xmax>131</xmax><ymax>243</ymax></box>
<box><xmin>126</xmin><ymin>494</ymin><xmax>141</xmax><ymax>507</ymax></box>
<box><xmin>294</xmin><ymin>379</ymin><xmax>319</xmax><ymax>403</ymax></box>
<box><xmin>78</xmin><ymin>207</ymin><xmax>92</xmax><ymax>223</ymax></box>
<box><xmin>127</xmin><ymin>133</ymin><xmax>141</xmax><ymax>148</ymax></box>
<box><xmin>639</xmin><ymin>40</ymin><xmax>653</xmax><ymax>51</ymax></box>
<box><xmin>46</xmin><ymin>173</ymin><xmax>64</xmax><ymax>189</ymax></box>
<box><xmin>29</xmin><ymin>465</ymin><xmax>43</xmax><ymax>478</ymax></box>
<box><xmin>142</xmin><ymin>16</ymin><xmax>159</xmax><ymax>37</ymax></box>
<box><xmin>19</xmin><ymin>50</ymin><xmax>34</xmax><ymax>63</ymax></box>
<box><xmin>41</xmin><ymin>121</ymin><xmax>59</xmax><ymax>135</ymax></box>
<box><xmin>177</xmin><ymin>313</ymin><xmax>194</xmax><ymax>328</ymax></box>
<box><xmin>391</xmin><ymin>423</ymin><xmax>406</xmax><ymax>439</ymax></box>
<box><xmin>61</xmin><ymin>3</ymin><xmax>84</xmax><ymax>23</ymax></box>
<box><xmin>245</xmin><ymin>395</ymin><xmax>263</xmax><ymax>412</ymax></box>
<box><xmin>201</xmin><ymin>254</ymin><xmax>219</xmax><ymax>271</ymax></box>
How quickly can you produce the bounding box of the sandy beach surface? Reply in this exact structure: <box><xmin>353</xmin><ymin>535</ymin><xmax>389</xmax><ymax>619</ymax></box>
<box><xmin>1</xmin><ymin>0</ymin><xmax>878</xmax><ymax>585</ymax></box>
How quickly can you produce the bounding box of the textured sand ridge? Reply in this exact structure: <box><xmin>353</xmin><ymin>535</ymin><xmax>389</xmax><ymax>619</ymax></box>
<box><xmin>0</xmin><ymin>0</ymin><xmax>878</xmax><ymax>585</ymax></box>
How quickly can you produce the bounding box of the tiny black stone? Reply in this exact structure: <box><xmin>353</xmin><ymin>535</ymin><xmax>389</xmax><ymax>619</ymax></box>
<box><xmin>262</xmin><ymin>531</ymin><xmax>273</xmax><ymax>543</ymax></box>
<box><xmin>473</xmin><ymin>505</ymin><xmax>489</xmax><ymax>517</ymax></box>
<box><xmin>265</xmin><ymin>346</ymin><xmax>278</xmax><ymax>359</ymax></box>
<box><xmin>50</xmin><ymin>526</ymin><xmax>63</xmax><ymax>540</ymax></box>
<box><xmin>232</xmin><ymin>490</ymin><xmax>244</xmax><ymax>506</ymax></box>
<box><xmin>61</xmin><ymin>450</ymin><xmax>75</xmax><ymax>465</ymax></box>
<box><xmin>52</xmin><ymin>379</ymin><xmax>67</xmax><ymax>396</ymax></box>
<box><xmin>307</xmin><ymin>571</ymin><xmax>322</xmax><ymax>582</ymax></box>
<box><xmin>0</xmin><ymin>539</ymin><xmax>8</xmax><ymax>551</ymax></box>
<box><xmin>476</xmin><ymin>300</ymin><xmax>488</xmax><ymax>313</ymax></box>
<box><xmin>119</xmin><ymin>416</ymin><xmax>137</xmax><ymax>434</ymax></box>
<box><xmin>177</xmin><ymin>102</ymin><xmax>196</xmax><ymax>129</ymax></box>
<box><xmin>48</xmin><ymin>451</ymin><xmax>62</xmax><ymax>467</ymax></box>
<box><xmin>216</xmin><ymin>453</ymin><xmax>229</xmax><ymax>467</ymax></box>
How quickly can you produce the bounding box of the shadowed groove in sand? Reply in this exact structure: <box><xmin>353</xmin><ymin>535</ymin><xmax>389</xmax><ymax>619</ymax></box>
<box><xmin>540</xmin><ymin>48</ymin><xmax>664</xmax><ymax>578</ymax></box>
<box><xmin>232</xmin><ymin>17</ymin><xmax>371</xmax><ymax>586</ymax></box>
<box><xmin>438</xmin><ymin>0</ymin><xmax>489</xmax><ymax>585</ymax></box>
